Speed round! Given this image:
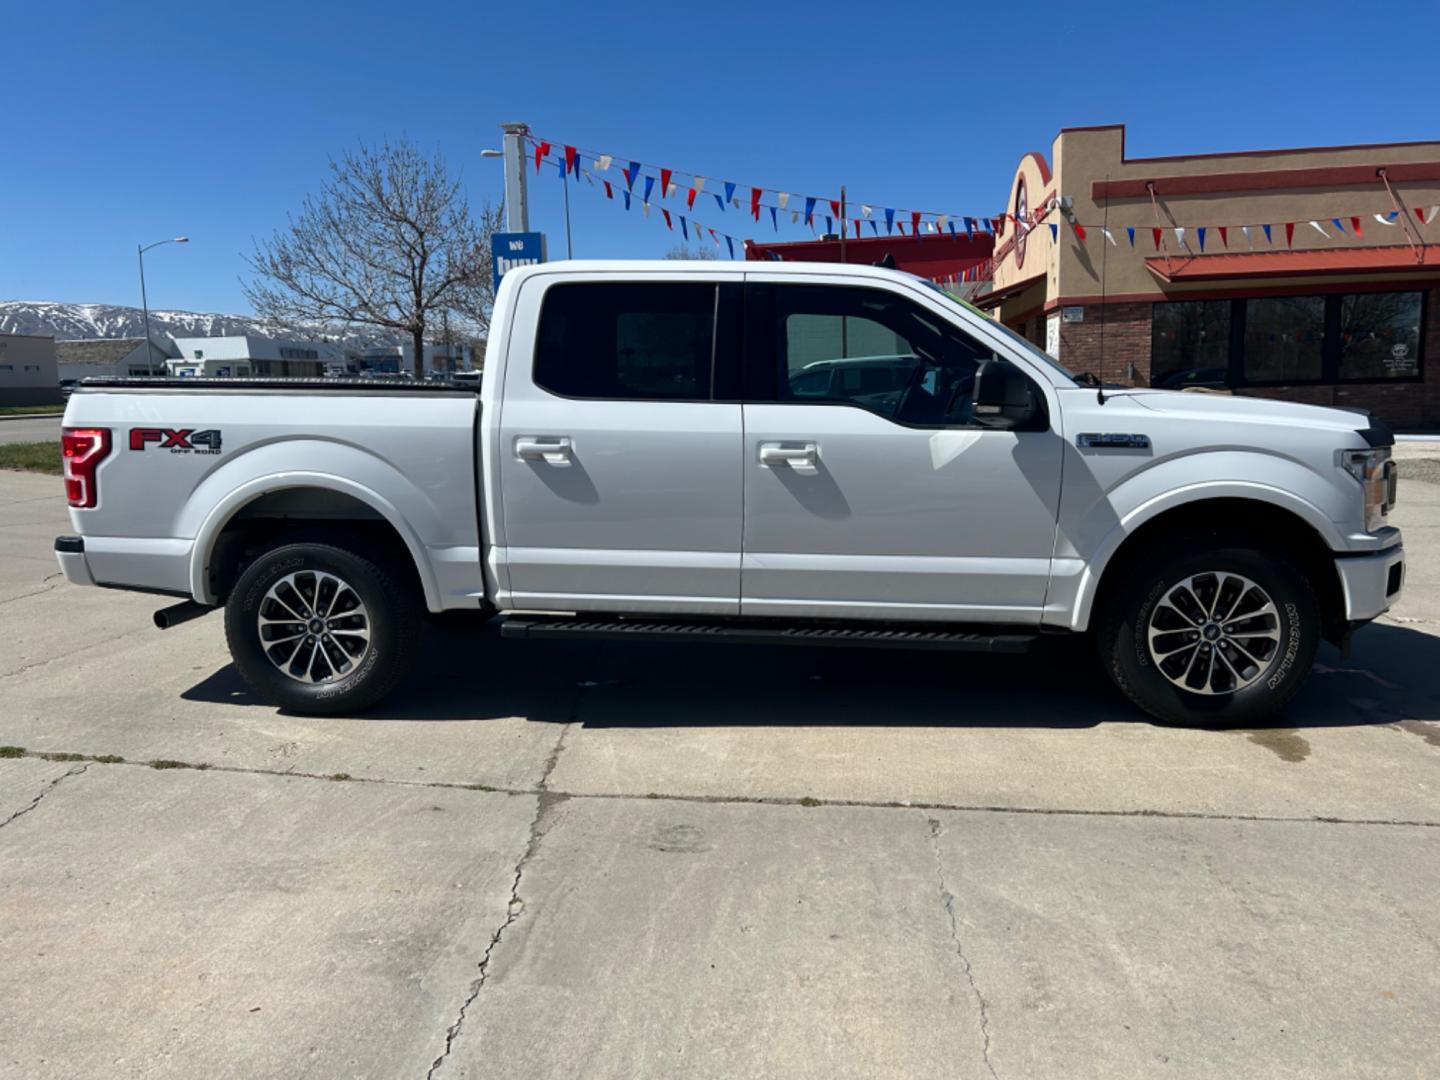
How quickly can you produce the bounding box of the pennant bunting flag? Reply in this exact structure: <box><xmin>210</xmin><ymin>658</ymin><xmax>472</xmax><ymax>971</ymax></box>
<box><xmin>1374</xmin><ymin>212</ymin><xmax>1399</xmax><ymax>226</ymax></box>
<box><xmin>687</xmin><ymin>187</ymin><xmax>697</xmax><ymax>210</ymax></box>
<box><xmin>966</xmin><ymin>217</ymin><xmax>976</xmax><ymax>239</ymax></box>
<box><xmin>911</xmin><ymin>210</ymin><xmax>921</xmax><ymax>235</ymax></box>
<box><xmin>1285</xmin><ymin>222</ymin><xmax>1295</xmax><ymax>247</ymax></box>
<box><xmin>625</xmin><ymin>161</ymin><xmax>640</xmax><ymax>190</ymax></box>
<box><xmin>1331</xmin><ymin>217</ymin><xmax>1346</xmax><ymax>234</ymax></box>
<box><xmin>726</xmin><ymin>236</ymin><xmax>734</xmax><ymax>259</ymax></box>
<box><xmin>983</xmin><ymin>218</ymin><xmax>994</xmax><ymax>235</ymax></box>
<box><xmin>937</xmin><ymin>214</ymin><xmax>949</xmax><ymax>231</ymax></box>
<box><xmin>564</xmin><ymin>145</ymin><xmax>577</xmax><ymax>175</ymax></box>
<box><xmin>641</xmin><ymin>201</ymin><xmax>651</xmax><ymax>218</ymax></box>
<box><xmin>1351</xmin><ymin>216</ymin><xmax>1363</xmax><ymax>236</ymax></box>
<box><xmin>1241</xmin><ymin>225</ymin><xmax>1252</xmax><ymax>249</ymax></box>
<box><xmin>1416</xmin><ymin>207</ymin><xmax>1427</xmax><ymax>224</ymax></box>
<box><xmin>770</xmin><ymin>206</ymin><xmax>778</xmax><ymax>231</ymax></box>
<box><xmin>1152</xmin><ymin>227</ymin><xmax>1163</xmax><ymax>249</ymax></box>
<box><xmin>748</xmin><ymin>187</ymin><xmax>760</xmax><ymax>220</ymax></box>
<box><xmin>713</xmin><ymin>193</ymin><xmax>725</xmax><ymax>213</ymax></box>
<box><xmin>731</xmin><ymin>197</ymin><xmax>741</xmax><ymax>210</ymax></box>
<box><xmin>824</xmin><ymin>216</ymin><xmax>833</xmax><ymax>234</ymax></box>
<box><xmin>1048</xmin><ymin>223</ymin><xmax>1058</xmax><ymax>241</ymax></box>
<box><xmin>661</xmin><ymin>208</ymin><xmax>672</xmax><ymax>230</ymax></box>
<box><xmin>603</xmin><ymin>180</ymin><xmax>613</xmax><ymax>199</ymax></box>
<box><xmin>829</xmin><ymin>199</ymin><xmax>841</xmax><ymax>219</ymax></box>
<box><xmin>643</xmin><ymin>176</ymin><xmax>654</xmax><ymax>203</ymax></box>
<box><xmin>556</xmin><ymin>157</ymin><xmax>565</xmax><ymax>179</ymax></box>
<box><xmin>1174</xmin><ymin>226</ymin><xmax>1186</xmax><ymax>248</ymax></box>
<box><xmin>1262</xmin><ymin>224</ymin><xmax>1273</xmax><ymax>243</ymax></box>
<box><xmin>1196</xmin><ymin>226</ymin><xmax>1206</xmax><ymax>251</ymax></box>
<box><xmin>723</xmin><ymin>181</ymin><xmax>736</xmax><ymax>205</ymax></box>
<box><xmin>885</xmin><ymin>208</ymin><xmax>895</xmax><ymax>234</ymax></box>
<box><xmin>680</xmin><ymin>217</ymin><xmax>688</xmax><ymax>240</ymax></box>
<box><xmin>659</xmin><ymin>169</ymin><xmax>672</xmax><ymax>198</ymax></box>
<box><xmin>1074</xmin><ymin>222</ymin><xmax>1087</xmax><ymax>242</ymax></box>
<box><xmin>1218</xmin><ymin>226</ymin><xmax>1228</xmax><ymax>248</ymax></box>
<box><xmin>1308</xmin><ymin>220</ymin><xmax>1329</xmax><ymax>238</ymax></box>
<box><xmin>870</xmin><ymin>220</ymin><xmax>879</xmax><ymax>236</ymax></box>
<box><xmin>777</xmin><ymin>192</ymin><xmax>789</xmax><ymax>209</ymax></box>
<box><xmin>1102</xmin><ymin>227</ymin><xmax>1117</xmax><ymax>246</ymax></box>
<box><xmin>535</xmin><ymin>141</ymin><xmax>552</xmax><ymax>173</ymax></box>
<box><xmin>693</xmin><ymin>176</ymin><xmax>705</xmax><ymax>192</ymax></box>
<box><xmin>708</xmin><ymin>226</ymin><xmax>717</xmax><ymax>243</ymax></box>
<box><xmin>1427</xmin><ymin>206</ymin><xmax>1440</xmax><ymax>225</ymax></box>
<box><xmin>596</xmin><ymin>154</ymin><xmax>612</xmax><ymax>172</ymax></box>
<box><xmin>791</xmin><ymin>210</ymin><xmax>800</xmax><ymax>224</ymax></box>
<box><xmin>1126</xmin><ymin>226</ymin><xmax>1135</xmax><ymax>247</ymax></box>
<box><xmin>665</xmin><ymin>182</ymin><xmax>677</xmax><ymax>199</ymax></box>
<box><xmin>804</xmin><ymin>196</ymin><xmax>816</xmax><ymax>226</ymax></box>
<box><xmin>623</xmin><ymin>191</ymin><xmax>631</xmax><ymax>210</ymax></box>
<box><xmin>860</xmin><ymin>204</ymin><xmax>872</xmax><ymax>218</ymax></box>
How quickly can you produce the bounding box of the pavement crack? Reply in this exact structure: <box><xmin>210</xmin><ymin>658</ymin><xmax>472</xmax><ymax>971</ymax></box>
<box><xmin>0</xmin><ymin>763</ymin><xmax>88</xmax><ymax>831</ymax></box>
<box><xmin>0</xmin><ymin>573</ymin><xmax>64</xmax><ymax>607</ymax></box>
<box><xmin>927</xmin><ymin>816</ymin><xmax>998</xmax><ymax>1080</ymax></box>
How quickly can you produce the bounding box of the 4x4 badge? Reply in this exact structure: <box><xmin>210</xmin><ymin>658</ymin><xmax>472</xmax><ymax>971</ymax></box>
<box><xmin>129</xmin><ymin>427</ymin><xmax>223</xmax><ymax>454</ymax></box>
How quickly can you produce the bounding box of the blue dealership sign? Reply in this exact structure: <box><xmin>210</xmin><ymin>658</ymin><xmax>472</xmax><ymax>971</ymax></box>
<box><xmin>492</xmin><ymin>232</ymin><xmax>547</xmax><ymax>292</ymax></box>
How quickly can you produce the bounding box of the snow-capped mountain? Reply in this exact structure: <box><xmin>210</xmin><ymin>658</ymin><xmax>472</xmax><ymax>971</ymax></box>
<box><xmin>0</xmin><ymin>300</ymin><xmax>393</xmax><ymax>345</ymax></box>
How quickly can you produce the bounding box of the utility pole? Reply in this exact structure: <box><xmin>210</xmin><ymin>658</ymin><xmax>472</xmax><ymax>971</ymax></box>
<box><xmin>499</xmin><ymin>122</ymin><xmax>530</xmax><ymax>232</ymax></box>
<box><xmin>137</xmin><ymin>237</ymin><xmax>188</xmax><ymax>372</ymax></box>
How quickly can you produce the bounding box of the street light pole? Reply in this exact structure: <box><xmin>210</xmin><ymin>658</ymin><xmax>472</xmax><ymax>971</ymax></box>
<box><xmin>137</xmin><ymin>237</ymin><xmax>188</xmax><ymax>372</ymax></box>
<box><xmin>498</xmin><ymin>122</ymin><xmax>530</xmax><ymax>232</ymax></box>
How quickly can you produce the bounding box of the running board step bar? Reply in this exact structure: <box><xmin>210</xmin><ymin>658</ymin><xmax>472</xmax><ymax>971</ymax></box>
<box><xmin>499</xmin><ymin>616</ymin><xmax>1037</xmax><ymax>653</ymax></box>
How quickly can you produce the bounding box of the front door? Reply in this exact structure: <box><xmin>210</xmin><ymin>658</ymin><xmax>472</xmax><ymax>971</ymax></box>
<box><xmin>740</xmin><ymin>276</ymin><xmax>1065</xmax><ymax>624</ymax></box>
<box><xmin>497</xmin><ymin>274</ymin><xmax>744</xmax><ymax>614</ymax></box>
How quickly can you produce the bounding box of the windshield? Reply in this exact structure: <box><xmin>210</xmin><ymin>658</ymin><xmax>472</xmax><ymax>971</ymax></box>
<box><xmin>912</xmin><ymin>276</ymin><xmax>1076</xmax><ymax>383</ymax></box>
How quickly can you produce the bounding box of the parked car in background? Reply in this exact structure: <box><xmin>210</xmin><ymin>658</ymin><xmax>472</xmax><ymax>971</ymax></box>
<box><xmin>54</xmin><ymin>261</ymin><xmax>1402</xmax><ymax>724</ymax></box>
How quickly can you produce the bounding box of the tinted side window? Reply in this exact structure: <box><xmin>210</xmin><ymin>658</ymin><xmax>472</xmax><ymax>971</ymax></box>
<box><xmin>768</xmin><ymin>284</ymin><xmax>998</xmax><ymax>426</ymax></box>
<box><xmin>535</xmin><ymin>282</ymin><xmax>716</xmax><ymax>400</ymax></box>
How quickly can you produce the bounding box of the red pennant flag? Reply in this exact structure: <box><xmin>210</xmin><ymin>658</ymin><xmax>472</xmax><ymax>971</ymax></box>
<box><xmin>564</xmin><ymin>145</ymin><xmax>577</xmax><ymax>175</ymax></box>
<box><xmin>993</xmin><ymin>217</ymin><xmax>1005</xmax><ymax>234</ymax></box>
<box><xmin>1217</xmin><ymin>226</ymin><xmax>1228</xmax><ymax>248</ymax></box>
<box><xmin>1073</xmin><ymin>222</ymin><xmax>1087</xmax><ymax>242</ymax></box>
<box><xmin>659</xmin><ymin>168</ymin><xmax>672</xmax><ymax>198</ymax></box>
<box><xmin>534</xmin><ymin>141</ymin><xmax>551</xmax><ymax>174</ymax></box>
<box><xmin>686</xmin><ymin>187</ymin><xmax>697</xmax><ymax>210</ymax></box>
<box><xmin>829</xmin><ymin>199</ymin><xmax>841</xmax><ymax>219</ymax></box>
<box><xmin>911</xmin><ymin>210</ymin><xmax>922</xmax><ymax>236</ymax></box>
<box><xmin>1351</xmin><ymin>216</ymin><xmax>1363</xmax><ymax>237</ymax></box>
<box><xmin>854</xmin><ymin>218</ymin><xmax>862</xmax><ymax>238</ymax></box>
<box><xmin>1285</xmin><ymin>222</ymin><xmax>1295</xmax><ymax>247</ymax></box>
<box><xmin>662</xmin><ymin>208</ymin><xmax>673</xmax><ymax>230</ymax></box>
<box><xmin>603</xmin><ymin>180</ymin><xmax>613</xmax><ymax>199</ymax></box>
<box><xmin>750</xmin><ymin>187</ymin><xmax>762</xmax><ymax>221</ymax></box>
<box><xmin>1152</xmin><ymin>227</ymin><xmax>1163</xmax><ymax>250</ymax></box>
<box><xmin>1416</xmin><ymin>207</ymin><xmax>1427</xmax><ymax>224</ymax></box>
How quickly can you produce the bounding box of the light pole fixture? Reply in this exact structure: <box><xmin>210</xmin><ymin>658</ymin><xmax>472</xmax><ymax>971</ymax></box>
<box><xmin>138</xmin><ymin>237</ymin><xmax>188</xmax><ymax>372</ymax></box>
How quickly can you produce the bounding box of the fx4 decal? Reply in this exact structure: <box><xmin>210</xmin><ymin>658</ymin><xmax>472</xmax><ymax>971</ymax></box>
<box><xmin>129</xmin><ymin>427</ymin><xmax>223</xmax><ymax>455</ymax></box>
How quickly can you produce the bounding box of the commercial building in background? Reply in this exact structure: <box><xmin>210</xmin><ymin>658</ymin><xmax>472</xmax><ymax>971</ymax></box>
<box><xmin>745</xmin><ymin>232</ymin><xmax>993</xmax><ymax>296</ymax></box>
<box><xmin>979</xmin><ymin>125</ymin><xmax>1440</xmax><ymax>426</ymax></box>
<box><xmin>167</xmin><ymin>335</ymin><xmax>345</xmax><ymax>378</ymax></box>
<box><xmin>0</xmin><ymin>333</ymin><xmax>61</xmax><ymax>405</ymax></box>
<box><xmin>349</xmin><ymin>341</ymin><xmax>475</xmax><ymax>376</ymax></box>
<box><xmin>56</xmin><ymin>334</ymin><xmax>175</xmax><ymax>381</ymax></box>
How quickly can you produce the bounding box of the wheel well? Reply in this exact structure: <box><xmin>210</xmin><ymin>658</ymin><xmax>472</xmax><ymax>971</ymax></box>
<box><xmin>207</xmin><ymin>488</ymin><xmax>424</xmax><ymax>604</ymax></box>
<box><xmin>1090</xmin><ymin>498</ymin><xmax>1346</xmax><ymax>641</ymax></box>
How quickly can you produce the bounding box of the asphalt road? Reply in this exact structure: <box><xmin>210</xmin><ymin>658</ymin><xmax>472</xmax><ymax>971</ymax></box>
<box><xmin>2</xmin><ymin>464</ymin><xmax>1438</xmax><ymax>1079</ymax></box>
<box><xmin>0</xmin><ymin>415</ymin><xmax>61</xmax><ymax>445</ymax></box>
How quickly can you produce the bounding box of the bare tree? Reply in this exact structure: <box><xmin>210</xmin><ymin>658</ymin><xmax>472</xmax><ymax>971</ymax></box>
<box><xmin>663</xmin><ymin>243</ymin><xmax>718</xmax><ymax>261</ymax></box>
<box><xmin>244</xmin><ymin>140</ymin><xmax>493</xmax><ymax>378</ymax></box>
<box><xmin>446</xmin><ymin>199</ymin><xmax>506</xmax><ymax>340</ymax></box>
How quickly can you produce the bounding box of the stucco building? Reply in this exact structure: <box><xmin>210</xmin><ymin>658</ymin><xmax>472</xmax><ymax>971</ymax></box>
<box><xmin>0</xmin><ymin>333</ymin><xmax>61</xmax><ymax>406</ymax></box>
<box><xmin>978</xmin><ymin>125</ymin><xmax>1440</xmax><ymax>427</ymax></box>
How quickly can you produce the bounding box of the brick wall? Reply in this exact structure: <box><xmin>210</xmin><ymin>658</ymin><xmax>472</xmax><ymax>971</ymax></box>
<box><xmin>1055</xmin><ymin>301</ymin><xmax>1151</xmax><ymax>385</ymax></box>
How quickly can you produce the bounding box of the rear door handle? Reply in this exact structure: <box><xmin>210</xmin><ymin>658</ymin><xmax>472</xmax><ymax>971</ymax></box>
<box><xmin>515</xmin><ymin>436</ymin><xmax>573</xmax><ymax>466</ymax></box>
<box><xmin>759</xmin><ymin>441</ymin><xmax>819</xmax><ymax>473</ymax></box>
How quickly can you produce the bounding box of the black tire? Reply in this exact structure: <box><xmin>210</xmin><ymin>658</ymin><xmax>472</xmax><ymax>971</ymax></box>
<box><xmin>1096</xmin><ymin>541</ymin><xmax>1320</xmax><ymax>726</ymax></box>
<box><xmin>224</xmin><ymin>537</ymin><xmax>422</xmax><ymax>714</ymax></box>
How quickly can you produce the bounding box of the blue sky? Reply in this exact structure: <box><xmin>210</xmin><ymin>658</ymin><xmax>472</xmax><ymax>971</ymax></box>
<box><xmin>5</xmin><ymin>0</ymin><xmax>1436</xmax><ymax>315</ymax></box>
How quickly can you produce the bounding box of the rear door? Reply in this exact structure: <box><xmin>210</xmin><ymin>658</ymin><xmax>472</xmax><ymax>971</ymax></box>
<box><xmin>496</xmin><ymin>271</ymin><xmax>745</xmax><ymax>614</ymax></box>
<box><xmin>740</xmin><ymin>274</ymin><xmax>1065</xmax><ymax>623</ymax></box>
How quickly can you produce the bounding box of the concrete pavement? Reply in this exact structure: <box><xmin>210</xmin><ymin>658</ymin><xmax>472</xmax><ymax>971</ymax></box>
<box><xmin>0</xmin><ymin>415</ymin><xmax>61</xmax><ymax>445</ymax></box>
<box><xmin>2</xmin><ymin>464</ymin><xmax>1438</xmax><ymax>1079</ymax></box>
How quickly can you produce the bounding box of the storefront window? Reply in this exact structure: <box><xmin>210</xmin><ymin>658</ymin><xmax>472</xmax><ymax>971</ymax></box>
<box><xmin>1151</xmin><ymin>301</ymin><xmax>1231</xmax><ymax>389</ymax></box>
<box><xmin>1242</xmin><ymin>296</ymin><xmax>1325</xmax><ymax>383</ymax></box>
<box><xmin>1338</xmin><ymin>292</ymin><xmax>1422</xmax><ymax>380</ymax></box>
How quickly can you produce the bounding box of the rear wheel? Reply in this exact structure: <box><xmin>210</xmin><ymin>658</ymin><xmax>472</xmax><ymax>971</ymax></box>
<box><xmin>1097</xmin><ymin>542</ymin><xmax>1319</xmax><ymax>725</ymax></box>
<box><xmin>224</xmin><ymin>538</ymin><xmax>421</xmax><ymax>714</ymax></box>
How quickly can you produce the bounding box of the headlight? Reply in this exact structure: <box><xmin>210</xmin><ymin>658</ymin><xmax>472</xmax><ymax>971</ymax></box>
<box><xmin>1338</xmin><ymin>447</ymin><xmax>1396</xmax><ymax>532</ymax></box>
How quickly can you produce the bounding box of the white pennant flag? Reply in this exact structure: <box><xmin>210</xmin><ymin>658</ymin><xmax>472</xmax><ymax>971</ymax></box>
<box><xmin>1309</xmin><ymin>220</ymin><xmax>1331</xmax><ymax>239</ymax></box>
<box><xmin>1426</xmin><ymin>205</ymin><xmax>1440</xmax><ymax>225</ymax></box>
<box><xmin>693</xmin><ymin>176</ymin><xmax>706</xmax><ymax>192</ymax></box>
<box><xmin>666</xmin><ymin>182</ymin><xmax>678</xmax><ymax>198</ymax></box>
<box><xmin>937</xmin><ymin>214</ymin><xmax>949</xmax><ymax>230</ymax></box>
<box><xmin>1374</xmin><ymin>213</ymin><xmax>1401</xmax><ymax>227</ymax></box>
<box><xmin>1174</xmin><ymin>226</ymin><xmax>1187</xmax><ymax>249</ymax></box>
<box><xmin>777</xmin><ymin>192</ymin><xmax>789</xmax><ymax>209</ymax></box>
<box><xmin>596</xmin><ymin>155</ymin><xmax>612</xmax><ymax>171</ymax></box>
<box><xmin>791</xmin><ymin>210</ymin><xmax>800</xmax><ymax>224</ymax></box>
<box><xmin>1101</xmin><ymin>227</ymin><xmax>1117</xmax><ymax>246</ymax></box>
<box><xmin>731</xmin><ymin>197</ymin><xmax>741</xmax><ymax>209</ymax></box>
<box><xmin>1241</xmin><ymin>225</ymin><xmax>1253</xmax><ymax>249</ymax></box>
<box><xmin>642</xmin><ymin>202</ymin><xmax>651</xmax><ymax>218</ymax></box>
<box><xmin>584</xmin><ymin>172</ymin><xmax>594</xmax><ymax>186</ymax></box>
<box><xmin>861</xmin><ymin>204</ymin><xmax>873</xmax><ymax>218</ymax></box>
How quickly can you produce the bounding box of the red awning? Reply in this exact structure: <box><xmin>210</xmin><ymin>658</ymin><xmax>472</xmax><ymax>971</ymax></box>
<box><xmin>1146</xmin><ymin>244</ymin><xmax>1438</xmax><ymax>283</ymax></box>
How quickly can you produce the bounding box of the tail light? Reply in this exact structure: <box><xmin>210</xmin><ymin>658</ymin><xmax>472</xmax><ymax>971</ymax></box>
<box><xmin>62</xmin><ymin>427</ymin><xmax>111</xmax><ymax>508</ymax></box>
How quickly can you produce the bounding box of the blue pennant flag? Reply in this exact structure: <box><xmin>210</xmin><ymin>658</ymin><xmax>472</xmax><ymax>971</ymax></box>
<box><xmin>1048</xmin><ymin>223</ymin><xmax>1058</xmax><ymax>241</ymax></box>
<box><xmin>713</xmin><ymin>192</ymin><xmax>725</xmax><ymax>212</ymax></box>
<box><xmin>965</xmin><ymin>217</ymin><xmax>975</xmax><ymax>240</ymax></box>
<box><xmin>623</xmin><ymin>191</ymin><xmax>632</xmax><ymax>211</ymax></box>
<box><xmin>824</xmin><ymin>215</ymin><xmax>832</xmax><ymax>234</ymax></box>
<box><xmin>643</xmin><ymin>175</ymin><xmax>655</xmax><ymax>203</ymax></box>
<box><xmin>556</xmin><ymin>157</ymin><xmax>565</xmax><ymax>179</ymax></box>
<box><xmin>804</xmin><ymin>196</ymin><xmax>816</xmax><ymax>225</ymax></box>
<box><xmin>725</xmin><ymin>235</ymin><xmax>735</xmax><ymax>258</ymax></box>
<box><xmin>680</xmin><ymin>217</ymin><xmax>688</xmax><ymax>241</ymax></box>
<box><xmin>625</xmin><ymin>161</ymin><xmax>640</xmax><ymax>190</ymax></box>
<box><xmin>869</xmin><ymin>220</ymin><xmax>878</xmax><ymax>236</ymax></box>
<box><xmin>884</xmin><ymin>208</ymin><xmax>895</xmax><ymax>234</ymax></box>
<box><xmin>1385</xmin><ymin>210</ymin><xmax>1400</xmax><ymax>221</ymax></box>
<box><xmin>1197</xmin><ymin>227</ymin><xmax>1207</xmax><ymax>252</ymax></box>
<box><xmin>982</xmin><ymin>218</ymin><xmax>994</xmax><ymax>235</ymax></box>
<box><xmin>1262</xmin><ymin>224</ymin><xmax>1273</xmax><ymax>243</ymax></box>
<box><xmin>946</xmin><ymin>221</ymin><xmax>956</xmax><ymax>236</ymax></box>
<box><xmin>769</xmin><ymin>206</ymin><xmax>778</xmax><ymax>231</ymax></box>
<box><xmin>1126</xmin><ymin>226</ymin><xmax>1135</xmax><ymax>247</ymax></box>
<box><xmin>723</xmin><ymin>181</ymin><xmax>736</xmax><ymax>206</ymax></box>
<box><xmin>1332</xmin><ymin>217</ymin><xmax>1346</xmax><ymax>233</ymax></box>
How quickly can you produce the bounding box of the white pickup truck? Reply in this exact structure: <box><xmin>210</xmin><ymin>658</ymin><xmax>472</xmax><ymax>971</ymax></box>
<box><xmin>55</xmin><ymin>261</ymin><xmax>1403</xmax><ymax>724</ymax></box>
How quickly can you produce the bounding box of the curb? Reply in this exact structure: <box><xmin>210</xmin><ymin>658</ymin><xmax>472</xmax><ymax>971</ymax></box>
<box><xmin>0</xmin><ymin>413</ymin><xmax>63</xmax><ymax>422</ymax></box>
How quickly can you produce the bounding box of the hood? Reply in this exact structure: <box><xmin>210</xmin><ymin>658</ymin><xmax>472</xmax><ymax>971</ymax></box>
<box><xmin>1123</xmin><ymin>388</ymin><xmax>1378</xmax><ymax>439</ymax></box>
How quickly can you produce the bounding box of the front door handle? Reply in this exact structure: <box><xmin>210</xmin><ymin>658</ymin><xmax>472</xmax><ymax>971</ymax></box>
<box><xmin>515</xmin><ymin>436</ymin><xmax>573</xmax><ymax>467</ymax></box>
<box><xmin>759</xmin><ymin>441</ymin><xmax>819</xmax><ymax>473</ymax></box>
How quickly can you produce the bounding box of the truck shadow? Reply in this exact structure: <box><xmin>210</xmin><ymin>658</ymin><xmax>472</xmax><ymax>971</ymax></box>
<box><xmin>180</xmin><ymin>618</ymin><xmax>1439</xmax><ymax>732</ymax></box>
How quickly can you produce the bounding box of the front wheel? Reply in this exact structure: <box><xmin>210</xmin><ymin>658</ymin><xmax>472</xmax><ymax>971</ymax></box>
<box><xmin>224</xmin><ymin>538</ymin><xmax>422</xmax><ymax>714</ymax></box>
<box><xmin>1096</xmin><ymin>543</ymin><xmax>1319</xmax><ymax>725</ymax></box>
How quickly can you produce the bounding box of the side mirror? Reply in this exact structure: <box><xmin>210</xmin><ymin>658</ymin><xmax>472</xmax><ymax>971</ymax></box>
<box><xmin>972</xmin><ymin>358</ymin><xmax>1041</xmax><ymax>430</ymax></box>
